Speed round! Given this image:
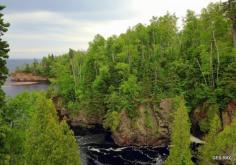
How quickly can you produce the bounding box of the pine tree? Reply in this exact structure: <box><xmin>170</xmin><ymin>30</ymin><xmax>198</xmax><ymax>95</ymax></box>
<box><xmin>0</xmin><ymin>5</ymin><xmax>10</xmax><ymax>105</ymax></box>
<box><xmin>0</xmin><ymin>114</ymin><xmax>10</xmax><ymax>165</ymax></box>
<box><xmin>200</xmin><ymin>118</ymin><xmax>236</xmax><ymax>165</ymax></box>
<box><xmin>166</xmin><ymin>98</ymin><xmax>193</xmax><ymax>165</ymax></box>
<box><xmin>200</xmin><ymin>114</ymin><xmax>221</xmax><ymax>165</ymax></box>
<box><xmin>214</xmin><ymin>120</ymin><xmax>236</xmax><ymax>165</ymax></box>
<box><xmin>25</xmin><ymin>96</ymin><xmax>81</xmax><ymax>165</ymax></box>
<box><xmin>0</xmin><ymin>5</ymin><xmax>10</xmax><ymax>165</ymax></box>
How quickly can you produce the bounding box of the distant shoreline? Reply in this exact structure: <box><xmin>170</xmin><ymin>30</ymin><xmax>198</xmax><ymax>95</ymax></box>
<box><xmin>9</xmin><ymin>82</ymin><xmax>40</xmax><ymax>86</ymax></box>
<box><xmin>3</xmin><ymin>81</ymin><xmax>41</xmax><ymax>87</ymax></box>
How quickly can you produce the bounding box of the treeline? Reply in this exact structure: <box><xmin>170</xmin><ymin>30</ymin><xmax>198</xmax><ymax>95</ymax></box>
<box><xmin>15</xmin><ymin>55</ymin><xmax>56</xmax><ymax>77</ymax></box>
<box><xmin>32</xmin><ymin>3</ymin><xmax>235</xmax><ymax>124</ymax></box>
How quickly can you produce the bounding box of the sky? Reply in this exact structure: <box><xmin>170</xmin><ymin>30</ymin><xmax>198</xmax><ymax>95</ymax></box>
<box><xmin>1</xmin><ymin>0</ymin><xmax>225</xmax><ymax>59</ymax></box>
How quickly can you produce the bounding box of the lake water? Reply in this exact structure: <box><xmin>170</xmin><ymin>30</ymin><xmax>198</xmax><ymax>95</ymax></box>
<box><xmin>2</xmin><ymin>59</ymin><xmax>48</xmax><ymax>96</ymax></box>
<box><xmin>3</xmin><ymin>83</ymin><xmax>49</xmax><ymax>97</ymax></box>
<box><xmin>2</xmin><ymin>59</ymin><xmax>167</xmax><ymax>165</ymax></box>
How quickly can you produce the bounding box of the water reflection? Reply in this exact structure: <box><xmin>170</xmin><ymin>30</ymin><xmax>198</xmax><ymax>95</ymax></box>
<box><xmin>2</xmin><ymin>83</ymin><xmax>48</xmax><ymax>97</ymax></box>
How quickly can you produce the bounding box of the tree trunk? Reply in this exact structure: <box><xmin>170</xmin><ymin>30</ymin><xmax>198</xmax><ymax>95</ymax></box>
<box><xmin>212</xmin><ymin>31</ymin><xmax>220</xmax><ymax>84</ymax></box>
<box><xmin>210</xmin><ymin>42</ymin><xmax>214</xmax><ymax>88</ymax></box>
<box><xmin>196</xmin><ymin>58</ymin><xmax>208</xmax><ymax>86</ymax></box>
<box><xmin>232</xmin><ymin>23</ymin><xmax>236</xmax><ymax>48</ymax></box>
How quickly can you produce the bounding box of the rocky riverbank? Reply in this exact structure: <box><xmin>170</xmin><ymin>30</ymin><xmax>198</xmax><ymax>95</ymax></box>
<box><xmin>55</xmin><ymin>98</ymin><xmax>175</xmax><ymax>147</ymax></box>
<box><xmin>55</xmin><ymin>96</ymin><xmax>236</xmax><ymax>147</ymax></box>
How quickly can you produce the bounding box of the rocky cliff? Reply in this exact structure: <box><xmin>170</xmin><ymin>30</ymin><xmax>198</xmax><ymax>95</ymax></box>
<box><xmin>112</xmin><ymin>99</ymin><xmax>174</xmax><ymax>146</ymax></box>
<box><xmin>59</xmin><ymin>98</ymin><xmax>175</xmax><ymax>146</ymax></box>
<box><xmin>222</xmin><ymin>100</ymin><xmax>236</xmax><ymax>127</ymax></box>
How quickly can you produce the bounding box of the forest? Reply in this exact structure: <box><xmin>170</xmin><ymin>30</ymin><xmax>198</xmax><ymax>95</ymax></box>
<box><xmin>1</xmin><ymin>1</ymin><xmax>236</xmax><ymax>165</ymax></box>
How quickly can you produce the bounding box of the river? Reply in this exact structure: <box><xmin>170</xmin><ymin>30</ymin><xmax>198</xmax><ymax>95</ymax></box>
<box><xmin>2</xmin><ymin>59</ymin><xmax>168</xmax><ymax>165</ymax></box>
<box><xmin>73</xmin><ymin>125</ymin><xmax>168</xmax><ymax>165</ymax></box>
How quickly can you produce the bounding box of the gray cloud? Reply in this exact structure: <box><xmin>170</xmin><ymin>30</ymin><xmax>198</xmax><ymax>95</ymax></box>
<box><xmin>1</xmin><ymin>0</ymin><xmax>128</xmax><ymax>13</ymax></box>
<box><xmin>1</xmin><ymin>0</ymin><xmax>135</xmax><ymax>58</ymax></box>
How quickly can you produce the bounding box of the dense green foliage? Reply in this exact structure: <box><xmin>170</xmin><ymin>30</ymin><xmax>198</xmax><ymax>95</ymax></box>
<box><xmin>104</xmin><ymin>111</ymin><xmax>120</xmax><ymax>131</ymax></box>
<box><xmin>27</xmin><ymin>3</ymin><xmax>235</xmax><ymax>120</ymax></box>
<box><xmin>200</xmin><ymin>114</ymin><xmax>222</xmax><ymax>164</ymax></box>
<box><xmin>179</xmin><ymin>4</ymin><xmax>236</xmax><ymax>110</ymax></box>
<box><xmin>1</xmin><ymin>93</ymin><xmax>81</xmax><ymax>165</ymax></box>
<box><xmin>0</xmin><ymin>5</ymin><xmax>10</xmax><ymax>163</ymax></box>
<box><xmin>200</xmin><ymin>117</ymin><xmax>236</xmax><ymax>165</ymax></box>
<box><xmin>0</xmin><ymin>113</ymin><xmax>10</xmax><ymax>164</ymax></box>
<box><xmin>214</xmin><ymin>120</ymin><xmax>236</xmax><ymax>164</ymax></box>
<box><xmin>25</xmin><ymin>95</ymin><xmax>81</xmax><ymax>165</ymax></box>
<box><xmin>16</xmin><ymin>55</ymin><xmax>56</xmax><ymax>77</ymax></box>
<box><xmin>198</xmin><ymin>104</ymin><xmax>220</xmax><ymax>133</ymax></box>
<box><xmin>223</xmin><ymin>0</ymin><xmax>236</xmax><ymax>47</ymax></box>
<box><xmin>19</xmin><ymin>14</ymin><xmax>180</xmax><ymax>120</ymax></box>
<box><xmin>3</xmin><ymin>93</ymin><xmax>40</xmax><ymax>164</ymax></box>
<box><xmin>166</xmin><ymin>98</ymin><xmax>193</xmax><ymax>165</ymax></box>
<box><xmin>13</xmin><ymin>3</ymin><xmax>235</xmax><ymax>145</ymax></box>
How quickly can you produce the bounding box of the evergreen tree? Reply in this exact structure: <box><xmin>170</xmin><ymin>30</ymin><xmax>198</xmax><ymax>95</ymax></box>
<box><xmin>25</xmin><ymin>96</ymin><xmax>81</xmax><ymax>165</ymax></box>
<box><xmin>0</xmin><ymin>114</ymin><xmax>10</xmax><ymax>165</ymax></box>
<box><xmin>3</xmin><ymin>92</ymin><xmax>43</xmax><ymax>164</ymax></box>
<box><xmin>200</xmin><ymin>118</ymin><xmax>236</xmax><ymax>165</ymax></box>
<box><xmin>166</xmin><ymin>98</ymin><xmax>193</xmax><ymax>165</ymax></box>
<box><xmin>215</xmin><ymin>119</ymin><xmax>236</xmax><ymax>165</ymax></box>
<box><xmin>0</xmin><ymin>5</ymin><xmax>10</xmax><ymax>164</ymax></box>
<box><xmin>0</xmin><ymin>5</ymin><xmax>9</xmax><ymax>103</ymax></box>
<box><xmin>200</xmin><ymin>114</ymin><xmax>221</xmax><ymax>165</ymax></box>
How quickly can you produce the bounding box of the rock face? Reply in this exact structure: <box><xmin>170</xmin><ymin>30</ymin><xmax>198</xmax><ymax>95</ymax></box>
<box><xmin>191</xmin><ymin>101</ymin><xmax>236</xmax><ymax>136</ymax></box>
<box><xmin>112</xmin><ymin>99</ymin><xmax>174</xmax><ymax>146</ymax></box>
<box><xmin>55</xmin><ymin>97</ymin><xmax>175</xmax><ymax>146</ymax></box>
<box><xmin>53</xmin><ymin>96</ymin><xmax>103</xmax><ymax>127</ymax></box>
<box><xmin>222</xmin><ymin>100</ymin><xmax>236</xmax><ymax>128</ymax></box>
<box><xmin>70</xmin><ymin>111</ymin><xmax>103</xmax><ymax>127</ymax></box>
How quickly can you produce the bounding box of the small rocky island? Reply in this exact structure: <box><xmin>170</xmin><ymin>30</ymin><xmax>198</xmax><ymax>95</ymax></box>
<box><xmin>10</xmin><ymin>72</ymin><xmax>49</xmax><ymax>85</ymax></box>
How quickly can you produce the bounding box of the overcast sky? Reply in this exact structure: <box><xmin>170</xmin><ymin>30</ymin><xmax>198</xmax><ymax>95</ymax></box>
<box><xmin>1</xmin><ymin>0</ymin><xmax>225</xmax><ymax>59</ymax></box>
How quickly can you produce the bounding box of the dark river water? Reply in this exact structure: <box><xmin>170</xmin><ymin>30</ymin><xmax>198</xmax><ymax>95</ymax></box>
<box><xmin>77</xmin><ymin>135</ymin><xmax>168</xmax><ymax>165</ymax></box>
<box><xmin>2</xmin><ymin>59</ymin><xmax>168</xmax><ymax>165</ymax></box>
<box><xmin>74</xmin><ymin>126</ymin><xmax>168</xmax><ymax>165</ymax></box>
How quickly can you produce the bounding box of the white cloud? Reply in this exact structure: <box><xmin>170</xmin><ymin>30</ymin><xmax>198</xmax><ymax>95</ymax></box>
<box><xmin>4</xmin><ymin>11</ymin><xmax>137</xmax><ymax>58</ymax></box>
